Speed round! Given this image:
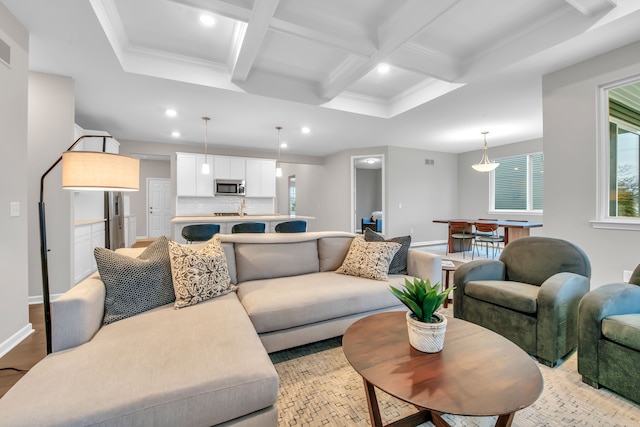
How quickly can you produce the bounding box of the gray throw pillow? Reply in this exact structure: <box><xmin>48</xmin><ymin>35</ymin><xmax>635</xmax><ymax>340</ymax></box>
<box><xmin>95</xmin><ymin>236</ymin><xmax>175</xmax><ymax>325</ymax></box>
<box><xmin>364</xmin><ymin>228</ymin><xmax>411</xmax><ymax>275</ymax></box>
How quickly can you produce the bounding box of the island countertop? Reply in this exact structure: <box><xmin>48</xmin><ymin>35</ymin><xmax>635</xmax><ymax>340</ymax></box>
<box><xmin>171</xmin><ymin>214</ymin><xmax>314</xmax><ymax>223</ymax></box>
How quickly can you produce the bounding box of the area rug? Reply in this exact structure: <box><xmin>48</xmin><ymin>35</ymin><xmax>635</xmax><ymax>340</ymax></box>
<box><xmin>270</xmin><ymin>312</ymin><xmax>640</xmax><ymax>427</ymax></box>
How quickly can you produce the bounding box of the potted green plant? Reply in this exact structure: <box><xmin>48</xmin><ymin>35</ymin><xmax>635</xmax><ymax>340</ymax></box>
<box><xmin>390</xmin><ymin>278</ymin><xmax>453</xmax><ymax>353</ymax></box>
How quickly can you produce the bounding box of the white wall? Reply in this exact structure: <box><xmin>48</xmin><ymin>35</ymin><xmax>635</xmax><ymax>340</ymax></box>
<box><xmin>275</xmin><ymin>162</ymin><xmax>325</xmax><ymax>231</ymax></box>
<box><xmin>27</xmin><ymin>72</ymin><xmax>75</xmax><ymax>298</ymax></box>
<box><xmin>0</xmin><ymin>3</ymin><xmax>30</xmax><ymax>355</ymax></box>
<box><xmin>543</xmin><ymin>40</ymin><xmax>640</xmax><ymax>287</ymax></box>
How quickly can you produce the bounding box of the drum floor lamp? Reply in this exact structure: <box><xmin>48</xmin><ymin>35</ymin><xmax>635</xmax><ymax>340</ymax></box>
<box><xmin>39</xmin><ymin>135</ymin><xmax>139</xmax><ymax>354</ymax></box>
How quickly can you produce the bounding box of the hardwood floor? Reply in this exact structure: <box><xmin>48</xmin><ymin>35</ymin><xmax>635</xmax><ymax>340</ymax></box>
<box><xmin>0</xmin><ymin>304</ymin><xmax>46</xmax><ymax>398</ymax></box>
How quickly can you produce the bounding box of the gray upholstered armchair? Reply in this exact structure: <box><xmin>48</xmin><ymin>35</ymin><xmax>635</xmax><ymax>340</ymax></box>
<box><xmin>453</xmin><ymin>237</ymin><xmax>591</xmax><ymax>367</ymax></box>
<box><xmin>578</xmin><ymin>265</ymin><xmax>640</xmax><ymax>404</ymax></box>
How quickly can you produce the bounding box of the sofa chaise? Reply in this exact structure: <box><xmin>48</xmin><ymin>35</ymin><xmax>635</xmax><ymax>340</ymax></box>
<box><xmin>0</xmin><ymin>231</ymin><xmax>440</xmax><ymax>427</ymax></box>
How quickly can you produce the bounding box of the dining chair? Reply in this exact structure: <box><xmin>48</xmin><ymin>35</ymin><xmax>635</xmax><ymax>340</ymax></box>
<box><xmin>473</xmin><ymin>222</ymin><xmax>504</xmax><ymax>259</ymax></box>
<box><xmin>181</xmin><ymin>224</ymin><xmax>220</xmax><ymax>243</ymax></box>
<box><xmin>231</xmin><ymin>222</ymin><xmax>266</xmax><ymax>233</ymax></box>
<box><xmin>447</xmin><ymin>221</ymin><xmax>474</xmax><ymax>259</ymax></box>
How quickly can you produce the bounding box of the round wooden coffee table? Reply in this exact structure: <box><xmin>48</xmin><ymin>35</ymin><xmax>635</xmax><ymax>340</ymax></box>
<box><xmin>342</xmin><ymin>311</ymin><xmax>543</xmax><ymax>427</ymax></box>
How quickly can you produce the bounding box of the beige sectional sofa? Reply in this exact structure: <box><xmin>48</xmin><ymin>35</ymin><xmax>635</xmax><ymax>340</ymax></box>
<box><xmin>0</xmin><ymin>231</ymin><xmax>441</xmax><ymax>427</ymax></box>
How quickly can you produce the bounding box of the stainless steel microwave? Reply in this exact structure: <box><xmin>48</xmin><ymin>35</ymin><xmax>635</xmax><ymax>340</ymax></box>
<box><xmin>215</xmin><ymin>179</ymin><xmax>245</xmax><ymax>196</ymax></box>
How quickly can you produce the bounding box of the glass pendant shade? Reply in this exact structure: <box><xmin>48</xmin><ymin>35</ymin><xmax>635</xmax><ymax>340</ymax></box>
<box><xmin>62</xmin><ymin>151</ymin><xmax>140</xmax><ymax>191</ymax></box>
<box><xmin>275</xmin><ymin>166</ymin><xmax>283</xmax><ymax>177</ymax></box>
<box><xmin>472</xmin><ymin>132</ymin><xmax>499</xmax><ymax>172</ymax></box>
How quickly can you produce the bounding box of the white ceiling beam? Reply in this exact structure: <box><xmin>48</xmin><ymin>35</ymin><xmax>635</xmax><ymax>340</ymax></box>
<box><xmin>564</xmin><ymin>0</ymin><xmax>617</xmax><ymax>16</ymax></box>
<box><xmin>320</xmin><ymin>0</ymin><xmax>460</xmax><ymax>101</ymax></box>
<box><xmin>231</xmin><ymin>0</ymin><xmax>280</xmax><ymax>83</ymax></box>
<box><xmin>270</xmin><ymin>18</ymin><xmax>375</xmax><ymax>57</ymax></box>
<box><xmin>168</xmin><ymin>0</ymin><xmax>252</xmax><ymax>22</ymax></box>
<box><xmin>388</xmin><ymin>42</ymin><xmax>461</xmax><ymax>82</ymax></box>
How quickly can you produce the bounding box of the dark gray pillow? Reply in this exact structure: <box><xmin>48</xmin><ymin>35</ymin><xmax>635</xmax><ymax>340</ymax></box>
<box><xmin>364</xmin><ymin>229</ymin><xmax>411</xmax><ymax>275</ymax></box>
<box><xmin>95</xmin><ymin>236</ymin><xmax>175</xmax><ymax>325</ymax></box>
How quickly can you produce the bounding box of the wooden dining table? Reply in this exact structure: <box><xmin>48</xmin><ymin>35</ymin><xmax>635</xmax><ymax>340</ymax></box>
<box><xmin>433</xmin><ymin>219</ymin><xmax>543</xmax><ymax>253</ymax></box>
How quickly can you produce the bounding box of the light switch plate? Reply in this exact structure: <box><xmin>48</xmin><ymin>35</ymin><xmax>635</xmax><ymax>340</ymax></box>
<box><xmin>10</xmin><ymin>202</ymin><xmax>19</xmax><ymax>217</ymax></box>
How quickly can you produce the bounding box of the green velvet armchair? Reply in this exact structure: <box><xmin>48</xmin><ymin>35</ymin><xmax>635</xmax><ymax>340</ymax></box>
<box><xmin>578</xmin><ymin>265</ymin><xmax>640</xmax><ymax>404</ymax></box>
<box><xmin>453</xmin><ymin>237</ymin><xmax>591</xmax><ymax>367</ymax></box>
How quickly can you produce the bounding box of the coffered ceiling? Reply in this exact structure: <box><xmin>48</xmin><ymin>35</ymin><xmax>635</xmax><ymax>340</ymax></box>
<box><xmin>3</xmin><ymin>0</ymin><xmax>640</xmax><ymax>156</ymax></box>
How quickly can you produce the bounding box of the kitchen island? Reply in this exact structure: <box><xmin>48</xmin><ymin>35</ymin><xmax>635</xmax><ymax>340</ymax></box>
<box><xmin>171</xmin><ymin>215</ymin><xmax>315</xmax><ymax>243</ymax></box>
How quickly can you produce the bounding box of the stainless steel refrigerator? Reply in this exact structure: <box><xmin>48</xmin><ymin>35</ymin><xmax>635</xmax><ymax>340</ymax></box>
<box><xmin>105</xmin><ymin>191</ymin><xmax>125</xmax><ymax>250</ymax></box>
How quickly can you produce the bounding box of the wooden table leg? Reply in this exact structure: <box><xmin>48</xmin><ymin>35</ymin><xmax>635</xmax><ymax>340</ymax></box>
<box><xmin>442</xmin><ymin>269</ymin><xmax>453</xmax><ymax>308</ymax></box>
<box><xmin>364</xmin><ymin>378</ymin><xmax>383</xmax><ymax>427</ymax></box>
<box><xmin>495</xmin><ymin>412</ymin><xmax>516</xmax><ymax>427</ymax></box>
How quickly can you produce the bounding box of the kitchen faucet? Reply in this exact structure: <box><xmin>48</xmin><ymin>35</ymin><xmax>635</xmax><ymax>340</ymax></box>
<box><xmin>238</xmin><ymin>198</ymin><xmax>246</xmax><ymax>217</ymax></box>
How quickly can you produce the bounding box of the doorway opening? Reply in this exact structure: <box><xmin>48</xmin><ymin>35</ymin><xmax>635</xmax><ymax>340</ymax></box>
<box><xmin>288</xmin><ymin>175</ymin><xmax>296</xmax><ymax>215</ymax></box>
<box><xmin>351</xmin><ymin>155</ymin><xmax>385</xmax><ymax>234</ymax></box>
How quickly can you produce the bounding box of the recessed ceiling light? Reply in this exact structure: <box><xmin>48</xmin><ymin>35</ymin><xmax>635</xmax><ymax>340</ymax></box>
<box><xmin>171</xmin><ymin>131</ymin><xmax>180</xmax><ymax>137</ymax></box>
<box><xmin>377</xmin><ymin>63</ymin><xmax>390</xmax><ymax>74</ymax></box>
<box><xmin>280</xmin><ymin>142</ymin><xmax>288</xmax><ymax>149</ymax></box>
<box><xmin>199</xmin><ymin>14</ymin><xmax>215</xmax><ymax>27</ymax></box>
<box><xmin>165</xmin><ymin>109</ymin><xmax>177</xmax><ymax>117</ymax></box>
<box><xmin>366</xmin><ymin>158</ymin><xmax>378</xmax><ymax>164</ymax></box>
<box><xmin>301</xmin><ymin>127</ymin><xmax>310</xmax><ymax>134</ymax></box>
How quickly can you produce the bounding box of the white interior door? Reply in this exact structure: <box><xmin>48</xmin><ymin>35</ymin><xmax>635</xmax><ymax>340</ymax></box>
<box><xmin>147</xmin><ymin>178</ymin><xmax>172</xmax><ymax>238</ymax></box>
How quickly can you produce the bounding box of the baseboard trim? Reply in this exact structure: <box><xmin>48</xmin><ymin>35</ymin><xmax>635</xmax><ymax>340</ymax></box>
<box><xmin>28</xmin><ymin>293</ymin><xmax>63</xmax><ymax>305</ymax></box>
<box><xmin>411</xmin><ymin>240</ymin><xmax>447</xmax><ymax>247</ymax></box>
<box><xmin>0</xmin><ymin>323</ymin><xmax>34</xmax><ymax>359</ymax></box>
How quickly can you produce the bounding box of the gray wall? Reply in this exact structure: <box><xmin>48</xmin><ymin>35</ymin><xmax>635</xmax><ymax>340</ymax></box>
<box><xmin>0</xmin><ymin>4</ymin><xmax>30</xmax><ymax>353</ymax></box>
<box><xmin>386</xmin><ymin>146</ymin><xmax>458</xmax><ymax>243</ymax></box>
<box><xmin>27</xmin><ymin>73</ymin><xmax>75</xmax><ymax>298</ymax></box>
<box><xmin>543</xmin><ymin>40</ymin><xmax>640</xmax><ymax>288</ymax></box>
<box><xmin>275</xmin><ymin>162</ymin><xmax>325</xmax><ymax>231</ymax></box>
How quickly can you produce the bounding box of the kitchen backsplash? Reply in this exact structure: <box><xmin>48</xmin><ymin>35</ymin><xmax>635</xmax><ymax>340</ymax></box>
<box><xmin>176</xmin><ymin>197</ymin><xmax>275</xmax><ymax>216</ymax></box>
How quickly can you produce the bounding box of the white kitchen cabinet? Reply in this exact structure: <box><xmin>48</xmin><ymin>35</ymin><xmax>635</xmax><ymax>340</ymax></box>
<box><xmin>176</xmin><ymin>152</ymin><xmax>215</xmax><ymax>196</ymax></box>
<box><xmin>245</xmin><ymin>159</ymin><xmax>276</xmax><ymax>197</ymax></box>
<box><xmin>74</xmin><ymin>221</ymin><xmax>105</xmax><ymax>284</ymax></box>
<box><xmin>74</xmin><ymin>225</ymin><xmax>92</xmax><ymax>283</ymax></box>
<box><xmin>213</xmin><ymin>156</ymin><xmax>246</xmax><ymax>180</ymax></box>
<box><xmin>90</xmin><ymin>222</ymin><xmax>105</xmax><ymax>271</ymax></box>
<box><xmin>129</xmin><ymin>215</ymin><xmax>137</xmax><ymax>247</ymax></box>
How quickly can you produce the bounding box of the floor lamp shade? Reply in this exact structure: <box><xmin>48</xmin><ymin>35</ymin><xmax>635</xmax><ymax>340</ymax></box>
<box><xmin>62</xmin><ymin>151</ymin><xmax>140</xmax><ymax>191</ymax></box>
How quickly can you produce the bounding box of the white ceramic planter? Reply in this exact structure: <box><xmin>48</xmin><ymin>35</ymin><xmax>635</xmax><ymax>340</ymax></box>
<box><xmin>406</xmin><ymin>311</ymin><xmax>447</xmax><ymax>353</ymax></box>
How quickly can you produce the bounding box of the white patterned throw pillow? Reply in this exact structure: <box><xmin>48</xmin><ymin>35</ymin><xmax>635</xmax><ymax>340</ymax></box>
<box><xmin>336</xmin><ymin>236</ymin><xmax>401</xmax><ymax>281</ymax></box>
<box><xmin>168</xmin><ymin>238</ymin><xmax>236</xmax><ymax>309</ymax></box>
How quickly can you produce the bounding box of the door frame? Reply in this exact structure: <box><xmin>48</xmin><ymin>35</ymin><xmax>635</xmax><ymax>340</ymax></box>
<box><xmin>146</xmin><ymin>177</ymin><xmax>172</xmax><ymax>238</ymax></box>
<box><xmin>350</xmin><ymin>154</ymin><xmax>385</xmax><ymax>234</ymax></box>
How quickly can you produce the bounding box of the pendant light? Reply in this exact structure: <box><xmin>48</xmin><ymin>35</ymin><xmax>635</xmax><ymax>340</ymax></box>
<box><xmin>275</xmin><ymin>125</ymin><xmax>283</xmax><ymax>177</ymax></box>
<box><xmin>471</xmin><ymin>131</ymin><xmax>499</xmax><ymax>172</ymax></box>
<box><xmin>201</xmin><ymin>116</ymin><xmax>210</xmax><ymax>174</ymax></box>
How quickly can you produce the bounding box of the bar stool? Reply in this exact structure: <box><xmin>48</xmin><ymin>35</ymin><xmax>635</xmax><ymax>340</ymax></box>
<box><xmin>181</xmin><ymin>224</ymin><xmax>220</xmax><ymax>243</ymax></box>
<box><xmin>275</xmin><ymin>220</ymin><xmax>307</xmax><ymax>233</ymax></box>
<box><xmin>231</xmin><ymin>222</ymin><xmax>266</xmax><ymax>233</ymax></box>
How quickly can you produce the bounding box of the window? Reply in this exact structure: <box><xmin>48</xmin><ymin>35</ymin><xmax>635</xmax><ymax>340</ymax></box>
<box><xmin>608</xmin><ymin>100</ymin><xmax>640</xmax><ymax>218</ymax></box>
<box><xmin>491</xmin><ymin>153</ymin><xmax>544</xmax><ymax>212</ymax></box>
<box><xmin>594</xmin><ymin>76</ymin><xmax>640</xmax><ymax>230</ymax></box>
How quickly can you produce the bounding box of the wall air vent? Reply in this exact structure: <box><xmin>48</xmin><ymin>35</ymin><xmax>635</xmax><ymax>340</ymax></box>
<box><xmin>0</xmin><ymin>37</ymin><xmax>10</xmax><ymax>67</ymax></box>
<box><xmin>425</xmin><ymin>159</ymin><xmax>435</xmax><ymax>166</ymax></box>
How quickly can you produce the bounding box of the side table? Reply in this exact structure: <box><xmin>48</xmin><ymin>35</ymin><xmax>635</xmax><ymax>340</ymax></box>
<box><xmin>442</xmin><ymin>260</ymin><xmax>457</xmax><ymax>308</ymax></box>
